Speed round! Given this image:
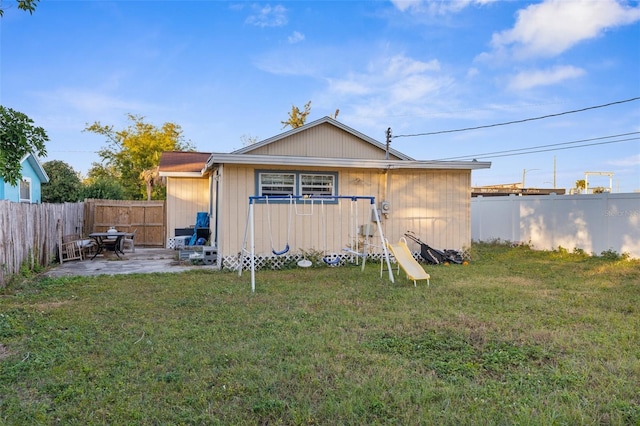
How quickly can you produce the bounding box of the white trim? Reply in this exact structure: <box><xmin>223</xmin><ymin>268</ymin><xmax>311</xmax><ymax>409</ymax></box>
<box><xmin>158</xmin><ymin>171</ymin><xmax>203</xmax><ymax>177</ymax></box>
<box><xmin>205</xmin><ymin>153</ymin><xmax>491</xmax><ymax>171</ymax></box>
<box><xmin>19</xmin><ymin>177</ymin><xmax>32</xmax><ymax>203</ymax></box>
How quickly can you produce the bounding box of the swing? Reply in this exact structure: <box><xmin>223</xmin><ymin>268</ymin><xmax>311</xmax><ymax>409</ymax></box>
<box><xmin>321</xmin><ymin>200</ymin><xmax>341</xmax><ymax>266</ymax></box>
<box><xmin>341</xmin><ymin>198</ymin><xmax>367</xmax><ymax>261</ymax></box>
<box><xmin>297</xmin><ymin>217</ymin><xmax>313</xmax><ymax>268</ymax></box>
<box><xmin>266</xmin><ymin>195</ymin><xmax>292</xmax><ymax>256</ymax></box>
<box><xmin>241</xmin><ymin>195</ymin><xmax>396</xmax><ymax>292</ymax></box>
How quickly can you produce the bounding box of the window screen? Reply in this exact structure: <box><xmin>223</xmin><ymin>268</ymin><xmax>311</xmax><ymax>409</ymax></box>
<box><xmin>259</xmin><ymin>173</ymin><xmax>295</xmax><ymax>196</ymax></box>
<box><xmin>300</xmin><ymin>174</ymin><xmax>335</xmax><ymax>197</ymax></box>
<box><xmin>19</xmin><ymin>178</ymin><xmax>31</xmax><ymax>203</ymax></box>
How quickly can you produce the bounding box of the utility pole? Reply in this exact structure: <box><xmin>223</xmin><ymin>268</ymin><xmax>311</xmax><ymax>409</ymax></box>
<box><xmin>385</xmin><ymin>127</ymin><xmax>391</xmax><ymax>160</ymax></box>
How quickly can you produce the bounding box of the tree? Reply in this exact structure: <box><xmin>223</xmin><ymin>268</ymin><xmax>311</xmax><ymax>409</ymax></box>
<box><xmin>240</xmin><ymin>134</ymin><xmax>259</xmax><ymax>147</ymax></box>
<box><xmin>0</xmin><ymin>106</ymin><xmax>48</xmax><ymax>186</ymax></box>
<box><xmin>281</xmin><ymin>101</ymin><xmax>311</xmax><ymax>129</ymax></box>
<box><xmin>0</xmin><ymin>0</ymin><xmax>40</xmax><ymax>17</ymax></box>
<box><xmin>84</xmin><ymin>162</ymin><xmax>119</xmax><ymax>183</ymax></box>
<box><xmin>140</xmin><ymin>166</ymin><xmax>163</xmax><ymax>201</ymax></box>
<box><xmin>41</xmin><ymin>160</ymin><xmax>82</xmax><ymax>203</ymax></box>
<box><xmin>81</xmin><ymin>178</ymin><xmax>125</xmax><ymax>200</ymax></box>
<box><xmin>575</xmin><ymin>179</ymin><xmax>586</xmax><ymax>194</ymax></box>
<box><xmin>84</xmin><ymin>114</ymin><xmax>193</xmax><ymax>200</ymax></box>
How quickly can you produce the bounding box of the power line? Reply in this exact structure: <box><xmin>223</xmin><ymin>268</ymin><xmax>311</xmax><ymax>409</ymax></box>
<box><xmin>441</xmin><ymin>136</ymin><xmax>639</xmax><ymax>161</ymax></box>
<box><xmin>435</xmin><ymin>132</ymin><xmax>640</xmax><ymax>161</ymax></box>
<box><xmin>393</xmin><ymin>97</ymin><xmax>640</xmax><ymax>139</ymax></box>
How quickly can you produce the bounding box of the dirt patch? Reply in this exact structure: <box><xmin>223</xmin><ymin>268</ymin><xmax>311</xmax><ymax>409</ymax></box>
<box><xmin>32</xmin><ymin>300</ymin><xmax>72</xmax><ymax>311</ymax></box>
<box><xmin>0</xmin><ymin>343</ymin><xmax>13</xmax><ymax>361</ymax></box>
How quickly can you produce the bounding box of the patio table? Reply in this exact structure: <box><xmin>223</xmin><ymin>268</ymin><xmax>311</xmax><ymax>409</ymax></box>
<box><xmin>89</xmin><ymin>232</ymin><xmax>127</xmax><ymax>260</ymax></box>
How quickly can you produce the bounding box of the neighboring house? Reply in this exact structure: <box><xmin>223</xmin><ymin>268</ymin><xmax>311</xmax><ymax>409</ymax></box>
<box><xmin>0</xmin><ymin>153</ymin><xmax>49</xmax><ymax>203</ymax></box>
<box><xmin>160</xmin><ymin>117</ymin><xmax>491</xmax><ymax>269</ymax></box>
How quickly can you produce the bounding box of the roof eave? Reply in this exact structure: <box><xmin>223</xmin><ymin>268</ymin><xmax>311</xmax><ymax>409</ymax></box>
<box><xmin>23</xmin><ymin>154</ymin><xmax>49</xmax><ymax>183</ymax></box>
<box><xmin>159</xmin><ymin>171</ymin><xmax>206</xmax><ymax>178</ymax></box>
<box><xmin>205</xmin><ymin>153</ymin><xmax>491</xmax><ymax>171</ymax></box>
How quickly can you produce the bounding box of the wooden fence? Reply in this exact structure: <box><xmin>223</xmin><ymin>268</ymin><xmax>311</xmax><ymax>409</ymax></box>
<box><xmin>0</xmin><ymin>199</ymin><xmax>167</xmax><ymax>287</ymax></box>
<box><xmin>84</xmin><ymin>199</ymin><xmax>166</xmax><ymax>247</ymax></box>
<box><xmin>0</xmin><ymin>200</ymin><xmax>85</xmax><ymax>287</ymax></box>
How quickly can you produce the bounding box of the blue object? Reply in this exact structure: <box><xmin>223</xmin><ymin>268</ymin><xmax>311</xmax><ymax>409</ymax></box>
<box><xmin>196</xmin><ymin>237</ymin><xmax>206</xmax><ymax>246</ymax></box>
<box><xmin>323</xmin><ymin>255</ymin><xmax>341</xmax><ymax>265</ymax></box>
<box><xmin>272</xmin><ymin>244</ymin><xmax>290</xmax><ymax>256</ymax></box>
<box><xmin>189</xmin><ymin>212</ymin><xmax>210</xmax><ymax>245</ymax></box>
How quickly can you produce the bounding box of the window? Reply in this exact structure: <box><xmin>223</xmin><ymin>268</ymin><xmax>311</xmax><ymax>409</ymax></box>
<box><xmin>257</xmin><ymin>171</ymin><xmax>337</xmax><ymax>200</ymax></box>
<box><xmin>19</xmin><ymin>178</ymin><xmax>32</xmax><ymax>203</ymax></box>
<box><xmin>259</xmin><ymin>173</ymin><xmax>296</xmax><ymax>196</ymax></box>
<box><xmin>300</xmin><ymin>174</ymin><xmax>335</xmax><ymax>197</ymax></box>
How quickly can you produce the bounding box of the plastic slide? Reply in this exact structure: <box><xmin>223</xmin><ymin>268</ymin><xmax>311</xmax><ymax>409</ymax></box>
<box><xmin>385</xmin><ymin>238</ymin><xmax>431</xmax><ymax>287</ymax></box>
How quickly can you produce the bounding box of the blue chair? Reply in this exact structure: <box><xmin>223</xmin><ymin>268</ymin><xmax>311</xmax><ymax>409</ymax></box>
<box><xmin>189</xmin><ymin>212</ymin><xmax>210</xmax><ymax>246</ymax></box>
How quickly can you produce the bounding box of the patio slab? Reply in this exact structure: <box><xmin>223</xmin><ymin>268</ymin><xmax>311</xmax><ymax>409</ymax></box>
<box><xmin>44</xmin><ymin>248</ymin><xmax>215</xmax><ymax>278</ymax></box>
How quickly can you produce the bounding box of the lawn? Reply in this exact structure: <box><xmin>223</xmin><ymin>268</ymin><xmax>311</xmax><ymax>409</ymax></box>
<box><xmin>1</xmin><ymin>243</ymin><xmax>638</xmax><ymax>425</ymax></box>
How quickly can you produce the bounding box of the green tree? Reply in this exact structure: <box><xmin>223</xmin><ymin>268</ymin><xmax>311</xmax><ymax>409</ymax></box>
<box><xmin>84</xmin><ymin>114</ymin><xmax>193</xmax><ymax>200</ymax></box>
<box><xmin>0</xmin><ymin>106</ymin><xmax>48</xmax><ymax>186</ymax></box>
<box><xmin>41</xmin><ymin>160</ymin><xmax>82</xmax><ymax>203</ymax></box>
<box><xmin>281</xmin><ymin>101</ymin><xmax>311</xmax><ymax>129</ymax></box>
<box><xmin>81</xmin><ymin>178</ymin><xmax>125</xmax><ymax>200</ymax></box>
<box><xmin>0</xmin><ymin>0</ymin><xmax>39</xmax><ymax>17</ymax></box>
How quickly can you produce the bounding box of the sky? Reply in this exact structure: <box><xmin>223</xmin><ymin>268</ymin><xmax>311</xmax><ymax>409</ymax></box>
<box><xmin>2</xmin><ymin>0</ymin><xmax>639</xmax><ymax>192</ymax></box>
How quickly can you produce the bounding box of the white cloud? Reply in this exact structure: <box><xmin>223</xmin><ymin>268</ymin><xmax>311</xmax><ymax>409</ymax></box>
<box><xmin>328</xmin><ymin>55</ymin><xmax>446</xmax><ymax>100</ymax></box>
<box><xmin>490</xmin><ymin>0</ymin><xmax>640</xmax><ymax>60</ymax></box>
<box><xmin>327</xmin><ymin>78</ymin><xmax>371</xmax><ymax>96</ymax></box>
<box><xmin>385</xmin><ymin>55</ymin><xmax>440</xmax><ymax>77</ymax></box>
<box><xmin>507</xmin><ymin>65</ymin><xmax>585</xmax><ymax>90</ymax></box>
<box><xmin>245</xmin><ymin>4</ymin><xmax>288</xmax><ymax>28</ymax></box>
<box><xmin>608</xmin><ymin>154</ymin><xmax>640</xmax><ymax>167</ymax></box>
<box><xmin>288</xmin><ymin>31</ymin><xmax>305</xmax><ymax>44</ymax></box>
<box><xmin>324</xmin><ymin>53</ymin><xmax>453</xmax><ymax>126</ymax></box>
<box><xmin>390</xmin><ymin>0</ymin><xmax>499</xmax><ymax>14</ymax></box>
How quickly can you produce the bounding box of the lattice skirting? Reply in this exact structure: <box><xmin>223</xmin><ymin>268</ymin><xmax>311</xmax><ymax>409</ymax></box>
<box><xmin>221</xmin><ymin>251</ymin><xmax>401</xmax><ymax>271</ymax></box>
<box><xmin>222</xmin><ymin>248</ymin><xmax>469</xmax><ymax>271</ymax></box>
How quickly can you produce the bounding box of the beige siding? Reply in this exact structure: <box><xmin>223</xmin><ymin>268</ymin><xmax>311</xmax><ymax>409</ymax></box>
<box><xmin>166</xmin><ymin>176</ymin><xmax>210</xmax><ymax>243</ymax></box>
<box><xmin>219</xmin><ymin>165</ymin><xmax>472</xmax><ymax>258</ymax></box>
<box><xmin>384</xmin><ymin>170</ymin><xmax>470</xmax><ymax>252</ymax></box>
<box><xmin>247</xmin><ymin>123</ymin><xmax>401</xmax><ymax>160</ymax></box>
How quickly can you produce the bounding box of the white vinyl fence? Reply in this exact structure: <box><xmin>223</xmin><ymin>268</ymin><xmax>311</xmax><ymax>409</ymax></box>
<box><xmin>471</xmin><ymin>192</ymin><xmax>640</xmax><ymax>258</ymax></box>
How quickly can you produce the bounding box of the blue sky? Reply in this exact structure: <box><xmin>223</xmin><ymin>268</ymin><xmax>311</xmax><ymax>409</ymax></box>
<box><xmin>2</xmin><ymin>0</ymin><xmax>639</xmax><ymax>192</ymax></box>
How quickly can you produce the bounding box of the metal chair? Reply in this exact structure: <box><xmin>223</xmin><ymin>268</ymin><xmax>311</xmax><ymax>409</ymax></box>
<box><xmin>121</xmin><ymin>229</ymin><xmax>137</xmax><ymax>253</ymax></box>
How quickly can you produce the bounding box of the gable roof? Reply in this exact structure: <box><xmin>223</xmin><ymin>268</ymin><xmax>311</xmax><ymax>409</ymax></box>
<box><xmin>23</xmin><ymin>154</ymin><xmax>49</xmax><ymax>183</ymax></box>
<box><xmin>158</xmin><ymin>151</ymin><xmax>211</xmax><ymax>177</ymax></box>
<box><xmin>204</xmin><ymin>116</ymin><xmax>490</xmax><ymax>172</ymax></box>
<box><xmin>233</xmin><ymin>116</ymin><xmax>414</xmax><ymax>161</ymax></box>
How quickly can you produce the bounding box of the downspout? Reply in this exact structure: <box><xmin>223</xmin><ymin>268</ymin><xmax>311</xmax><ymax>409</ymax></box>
<box><xmin>213</xmin><ymin>166</ymin><xmax>222</xmax><ymax>249</ymax></box>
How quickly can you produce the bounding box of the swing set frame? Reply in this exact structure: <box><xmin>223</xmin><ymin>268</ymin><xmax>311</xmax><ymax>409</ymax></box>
<box><xmin>239</xmin><ymin>195</ymin><xmax>395</xmax><ymax>292</ymax></box>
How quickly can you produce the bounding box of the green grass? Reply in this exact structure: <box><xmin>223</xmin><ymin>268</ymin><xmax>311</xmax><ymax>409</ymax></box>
<box><xmin>1</xmin><ymin>243</ymin><xmax>638</xmax><ymax>425</ymax></box>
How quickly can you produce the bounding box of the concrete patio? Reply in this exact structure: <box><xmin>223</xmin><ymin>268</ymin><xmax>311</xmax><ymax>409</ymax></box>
<box><xmin>44</xmin><ymin>247</ymin><xmax>216</xmax><ymax>278</ymax></box>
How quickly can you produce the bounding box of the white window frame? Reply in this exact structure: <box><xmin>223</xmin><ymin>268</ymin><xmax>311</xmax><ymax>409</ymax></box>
<box><xmin>257</xmin><ymin>171</ymin><xmax>338</xmax><ymax>201</ymax></box>
<box><xmin>258</xmin><ymin>172</ymin><xmax>296</xmax><ymax>197</ymax></box>
<box><xmin>19</xmin><ymin>177</ymin><xmax>32</xmax><ymax>203</ymax></box>
<box><xmin>299</xmin><ymin>173</ymin><xmax>336</xmax><ymax>198</ymax></box>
